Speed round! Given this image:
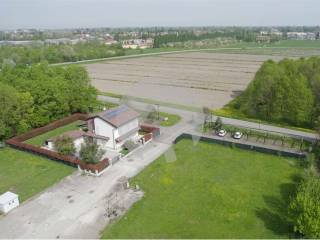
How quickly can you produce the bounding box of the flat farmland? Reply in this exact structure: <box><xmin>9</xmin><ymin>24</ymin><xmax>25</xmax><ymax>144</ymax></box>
<box><xmin>85</xmin><ymin>52</ymin><xmax>284</xmax><ymax>109</ymax></box>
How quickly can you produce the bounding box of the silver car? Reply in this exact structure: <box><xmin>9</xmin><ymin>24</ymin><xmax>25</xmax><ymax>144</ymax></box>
<box><xmin>233</xmin><ymin>131</ymin><xmax>243</xmax><ymax>139</ymax></box>
<box><xmin>217</xmin><ymin>129</ymin><xmax>227</xmax><ymax>137</ymax></box>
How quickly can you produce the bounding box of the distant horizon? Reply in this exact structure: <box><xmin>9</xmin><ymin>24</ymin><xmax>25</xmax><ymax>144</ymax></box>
<box><xmin>1</xmin><ymin>0</ymin><xmax>319</xmax><ymax>30</ymax></box>
<box><xmin>1</xmin><ymin>25</ymin><xmax>320</xmax><ymax>32</ymax></box>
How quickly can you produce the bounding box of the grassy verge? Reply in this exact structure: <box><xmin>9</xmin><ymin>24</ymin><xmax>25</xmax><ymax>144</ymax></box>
<box><xmin>0</xmin><ymin>147</ymin><xmax>74</xmax><ymax>203</ymax></box>
<box><xmin>158</xmin><ymin>112</ymin><xmax>182</xmax><ymax>127</ymax></box>
<box><xmin>213</xmin><ymin>106</ymin><xmax>316</xmax><ymax>134</ymax></box>
<box><xmin>25</xmin><ymin>120</ymin><xmax>84</xmax><ymax>146</ymax></box>
<box><xmin>102</xmin><ymin>139</ymin><xmax>302</xmax><ymax>238</ymax></box>
<box><xmin>99</xmin><ymin>91</ymin><xmax>201</xmax><ymax>112</ymax></box>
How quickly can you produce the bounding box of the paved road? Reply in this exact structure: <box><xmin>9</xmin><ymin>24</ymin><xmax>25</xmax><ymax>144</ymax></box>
<box><xmin>99</xmin><ymin>95</ymin><xmax>318</xmax><ymax>141</ymax></box>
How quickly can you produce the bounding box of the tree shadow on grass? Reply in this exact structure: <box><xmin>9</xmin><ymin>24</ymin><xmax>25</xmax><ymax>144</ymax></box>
<box><xmin>255</xmin><ymin>174</ymin><xmax>302</xmax><ymax>237</ymax></box>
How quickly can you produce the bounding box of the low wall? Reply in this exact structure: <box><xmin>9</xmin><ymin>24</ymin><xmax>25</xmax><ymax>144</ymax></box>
<box><xmin>78</xmin><ymin>159</ymin><xmax>109</xmax><ymax>173</ymax></box>
<box><xmin>174</xmin><ymin>133</ymin><xmax>307</xmax><ymax>159</ymax></box>
<box><xmin>143</xmin><ymin>133</ymin><xmax>153</xmax><ymax>143</ymax></box>
<box><xmin>6</xmin><ymin>113</ymin><xmax>109</xmax><ymax>174</ymax></box>
<box><xmin>11</xmin><ymin>113</ymin><xmax>89</xmax><ymax>142</ymax></box>
<box><xmin>6</xmin><ymin>139</ymin><xmax>80</xmax><ymax>167</ymax></box>
<box><xmin>140</xmin><ymin>124</ymin><xmax>160</xmax><ymax>138</ymax></box>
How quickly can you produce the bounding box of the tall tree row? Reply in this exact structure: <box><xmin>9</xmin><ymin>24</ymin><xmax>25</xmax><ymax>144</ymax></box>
<box><xmin>0</xmin><ymin>64</ymin><xmax>97</xmax><ymax>140</ymax></box>
<box><xmin>0</xmin><ymin>42</ymin><xmax>124</xmax><ymax>67</ymax></box>
<box><xmin>233</xmin><ymin>57</ymin><xmax>320</xmax><ymax>128</ymax></box>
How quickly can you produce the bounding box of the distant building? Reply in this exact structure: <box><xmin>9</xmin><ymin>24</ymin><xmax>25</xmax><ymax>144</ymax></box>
<box><xmin>287</xmin><ymin>32</ymin><xmax>316</xmax><ymax>40</ymax></box>
<box><xmin>257</xmin><ymin>29</ymin><xmax>283</xmax><ymax>43</ymax></box>
<box><xmin>256</xmin><ymin>35</ymin><xmax>271</xmax><ymax>43</ymax></box>
<box><xmin>44</xmin><ymin>38</ymin><xmax>71</xmax><ymax>45</ymax></box>
<box><xmin>122</xmin><ymin>38</ymin><xmax>154</xmax><ymax>49</ymax></box>
<box><xmin>104</xmin><ymin>34</ymin><xmax>118</xmax><ymax>45</ymax></box>
<box><xmin>0</xmin><ymin>192</ymin><xmax>19</xmax><ymax>214</ymax></box>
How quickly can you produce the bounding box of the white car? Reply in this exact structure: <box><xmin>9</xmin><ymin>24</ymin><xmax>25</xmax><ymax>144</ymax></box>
<box><xmin>217</xmin><ymin>129</ymin><xmax>227</xmax><ymax>137</ymax></box>
<box><xmin>233</xmin><ymin>131</ymin><xmax>243</xmax><ymax>139</ymax></box>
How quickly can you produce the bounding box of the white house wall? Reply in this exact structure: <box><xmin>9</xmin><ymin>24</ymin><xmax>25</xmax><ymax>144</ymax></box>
<box><xmin>74</xmin><ymin>138</ymin><xmax>85</xmax><ymax>157</ymax></box>
<box><xmin>94</xmin><ymin>118</ymin><xmax>116</xmax><ymax>149</ymax></box>
<box><xmin>118</xmin><ymin>119</ymin><xmax>139</xmax><ymax>136</ymax></box>
<box><xmin>93</xmin><ymin>117</ymin><xmax>139</xmax><ymax>151</ymax></box>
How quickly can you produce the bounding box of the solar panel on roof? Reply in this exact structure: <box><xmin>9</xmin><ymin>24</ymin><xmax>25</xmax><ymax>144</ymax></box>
<box><xmin>104</xmin><ymin>105</ymin><xmax>129</xmax><ymax>119</ymax></box>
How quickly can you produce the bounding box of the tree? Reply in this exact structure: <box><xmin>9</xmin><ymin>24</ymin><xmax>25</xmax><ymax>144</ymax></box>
<box><xmin>289</xmin><ymin>177</ymin><xmax>320</xmax><ymax>238</ymax></box>
<box><xmin>79</xmin><ymin>137</ymin><xmax>105</xmax><ymax>164</ymax></box>
<box><xmin>235</xmin><ymin>57</ymin><xmax>319</xmax><ymax>128</ymax></box>
<box><xmin>214</xmin><ymin>117</ymin><xmax>223</xmax><ymax>130</ymax></box>
<box><xmin>0</xmin><ymin>63</ymin><xmax>97</xmax><ymax>139</ymax></box>
<box><xmin>0</xmin><ymin>82</ymin><xmax>22</xmax><ymax>138</ymax></box>
<box><xmin>146</xmin><ymin>105</ymin><xmax>157</xmax><ymax>121</ymax></box>
<box><xmin>54</xmin><ymin>136</ymin><xmax>76</xmax><ymax>156</ymax></box>
<box><xmin>202</xmin><ymin>107</ymin><xmax>212</xmax><ymax>127</ymax></box>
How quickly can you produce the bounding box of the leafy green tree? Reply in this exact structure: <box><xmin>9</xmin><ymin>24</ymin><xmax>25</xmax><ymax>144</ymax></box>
<box><xmin>289</xmin><ymin>177</ymin><xmax>320</xmax><ymax>238</ymax></box>
<box><xmin>54</xmin><ymin>136</ymin><xmax>76</xmax><ymax>156</ymax></box>
<box><xmin>0</xmin><ymin>63</ymin><xmax>97</xmax><ymax>139</ymax></box>
<box><xmin>79</xmin><ymin>138</ymin><xmax>105</xmax><ymax>164</ymax></box>
<box><xmin>235</xmin><ymin>57</ymin><xmax>319</xmax><ymax>128</ymax></box>
<box><xmin>214</xmin><ymin>117</ymin><xmax>223</xmax><ymax>130</ymax></box>
<box><xmin>0</xmin><ymin>82</ymin><xmax>22</xmax><ymax>138</ymax></box>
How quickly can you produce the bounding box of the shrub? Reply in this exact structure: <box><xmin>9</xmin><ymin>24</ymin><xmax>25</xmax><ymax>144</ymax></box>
<box><xmin>289</xmin><ymin>177</ymin><xmax>320</xmax><ymax>238</ymax></box>
<box><xmin>54</xmin><ymin>136</ymin><xmax>75</xmax><ymax>156</ymax></box>
<box><xmin>79</xmin><ymin>137</ymin><xmax>105</xmax><ymax>164</ymax></box>
<box><xmin>214</xmin><ymin>117</ymin><xmax>223</xmax><ymax>130</ymax></box>
<box><xmin>146</xmin><ymin>106</ymin><xmax>158</xmax><ymax>121</ymax></box>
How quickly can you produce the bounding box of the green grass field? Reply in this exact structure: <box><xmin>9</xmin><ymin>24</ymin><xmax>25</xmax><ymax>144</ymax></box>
<box><xmin>269</xmin><ymin>40</ymin><xmax>320</xmax><ymax>48</ymax></box>
<box><xmin>102</xmin><ymin>139</ymin><xmax>302</xmax><ymax>239</ymax></box>
<box><xmin>158</xmin><ymin>112</ymin><xmax>181</xmax><ymax>127</ymax></box>
<box><xmin>0</xmin><ymin>147</ymin><xmax>74</xmax><ymax>203</ymax></box>
<box><xmin>25</xmin><ymin>120</ymin><xmax>84</xmax><ymax>146</ymax></box>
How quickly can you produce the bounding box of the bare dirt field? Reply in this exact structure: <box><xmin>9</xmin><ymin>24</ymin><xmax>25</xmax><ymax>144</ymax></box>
<box><xmin>85</xmin><ymin>52</ymin><xmax>285</xmax><ymax>109</ymax></box>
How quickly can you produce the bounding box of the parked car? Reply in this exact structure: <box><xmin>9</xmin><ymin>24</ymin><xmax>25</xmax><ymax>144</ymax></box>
<box><xmin>216</xmin><ymin>129</ymin><xmax>227</xmax><ymax>137</ymax></box>
<box><xmin>233</xmin><ymin>131</ymin><xmax>243</xmax><ymax>139</ymax></box>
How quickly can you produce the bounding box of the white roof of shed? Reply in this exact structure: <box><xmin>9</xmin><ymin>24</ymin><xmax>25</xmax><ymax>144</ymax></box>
<box><xmin>0</xmin><ymin>192</ymin><xmax>18</xmax><ymax>205</ymax></box>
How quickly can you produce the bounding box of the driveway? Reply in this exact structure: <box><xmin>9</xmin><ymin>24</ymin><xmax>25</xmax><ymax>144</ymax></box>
<box><xmin>0</xmin><ymin>141</ymin><xmax>171</xmax><ymax>239</ymax></box>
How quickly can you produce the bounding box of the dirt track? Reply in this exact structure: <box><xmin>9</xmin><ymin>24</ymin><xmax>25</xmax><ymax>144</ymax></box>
<box><xmin>85</xmin><ymin>52</ymin><xmax>284</xmax><ymax>109</ymax></box>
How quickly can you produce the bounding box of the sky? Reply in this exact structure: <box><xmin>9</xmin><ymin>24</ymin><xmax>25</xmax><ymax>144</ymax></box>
<box><xmin>0</xmin><ymin>0</ymin><xmax>319</xmax><ymax>30</ymax></box>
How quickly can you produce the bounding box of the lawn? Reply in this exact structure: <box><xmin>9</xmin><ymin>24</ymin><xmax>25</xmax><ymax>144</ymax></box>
<box><xmin>102</xmin><ymin>139</ymin><xmax>303</xmax><ymax>239</ymax></box>
<box><xmin>25</xmin><ymin>120</ymin><xmax>84</xmax><ymax>146</ymax></box>
<box><xmin>0</xmin><ymin>147</ymin><xmax>74</xmax><ymax>203</ymax></box>
<box><xmin>158</xmin><ymin>112</ymin><xmax>181</xmax><ymax>127</ymax></box>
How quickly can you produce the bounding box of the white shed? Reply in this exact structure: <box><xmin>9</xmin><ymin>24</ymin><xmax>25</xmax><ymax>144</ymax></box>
<box><xmin>0</xmin><ymin>192</ymin><xmax>19</xmax><ymax>214</ymax></box>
